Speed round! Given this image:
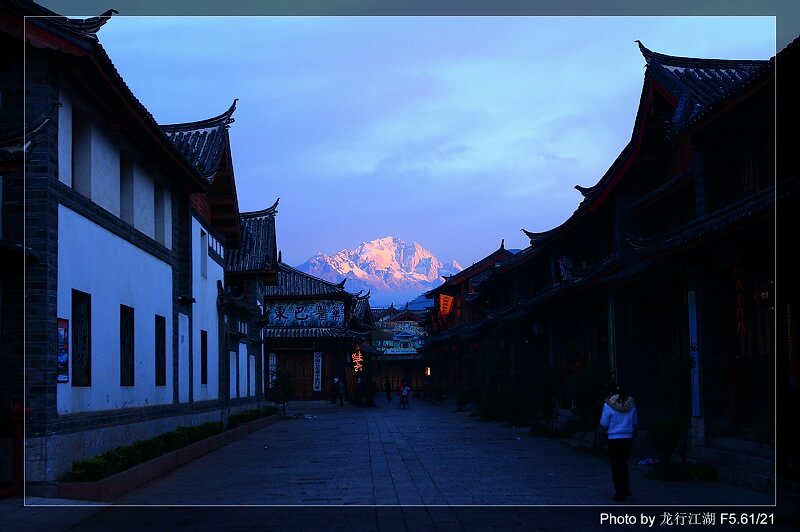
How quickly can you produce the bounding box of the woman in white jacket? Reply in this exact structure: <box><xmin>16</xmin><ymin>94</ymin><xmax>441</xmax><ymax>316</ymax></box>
<box><xmin>599</xmin><ymin>383</ymin><xmax>638</xmax><ymax>501</ymax></box>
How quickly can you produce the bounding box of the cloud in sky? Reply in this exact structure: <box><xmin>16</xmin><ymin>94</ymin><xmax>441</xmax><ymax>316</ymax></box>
<box><xmin>92</xmin><ymin>15</ymin><xmax>776</xmax><ymax>266</ymax></box>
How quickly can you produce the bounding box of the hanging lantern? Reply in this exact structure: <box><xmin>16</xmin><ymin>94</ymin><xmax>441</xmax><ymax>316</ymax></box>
<box><xmin>440</xmin><ymin>294</ymin><xmax>454</xmax><ymax>316</ymax></box>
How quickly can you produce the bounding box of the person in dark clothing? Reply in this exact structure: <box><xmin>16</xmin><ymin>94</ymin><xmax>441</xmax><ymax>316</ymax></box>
<box><xmin>336</xmin><ymin>378</ymin><xmax>344</xmax><ymax>407</ymax></box>
<box><xmin>384</xmin><ymin>377</ymin><xmax>392</xmax><ymax>404</ymax></box>
<box><xmin>599</xmin><ymin>383</ymin><xmax>638</xmax><ymax>501</ymax></box>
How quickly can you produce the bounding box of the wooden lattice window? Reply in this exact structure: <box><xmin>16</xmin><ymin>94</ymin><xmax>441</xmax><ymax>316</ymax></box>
<box><xmin>120</xmin><ymin>305</ymin><xmax>134</xmax><ymax>386</ymax></box>
<box><xmin>71</xmin><ymin>289</ymin><xmax>91</xmax><ymax>386</ymax></box>
<box><xmin>155</xmin><ymin>314</ymin><xmax>166</xmax><ymax>386</ymax></box>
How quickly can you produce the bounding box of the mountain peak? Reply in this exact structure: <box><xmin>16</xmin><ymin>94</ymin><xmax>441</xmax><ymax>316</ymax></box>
<box><xmin>296</xmin><ymin>236</ymin><xmax>462</xmax><ymax>305</ymax></box>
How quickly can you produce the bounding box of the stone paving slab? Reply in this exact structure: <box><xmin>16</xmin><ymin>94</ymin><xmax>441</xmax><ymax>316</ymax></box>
<box><xmin>4</xmin><ymin>398</ymin><xmax>795</xmax><ymax>530</ymax></box>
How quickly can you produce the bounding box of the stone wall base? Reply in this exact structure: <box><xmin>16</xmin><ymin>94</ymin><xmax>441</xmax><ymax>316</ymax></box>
<box><xmin>26</xmin><ymin>414</ymin><xmax>279</xmax><ymax>501</ymax></box>
<box><xmin>25</xmin><ymin>401</ymin><xmax>270</xmax><ymax>482</ymax></box>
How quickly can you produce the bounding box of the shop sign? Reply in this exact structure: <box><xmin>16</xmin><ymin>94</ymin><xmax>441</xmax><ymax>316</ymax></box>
<box><xmin>269</xmin><ymin>353</ymin><xmax>276</xmax><ymax>388</ymax></box>
<box><xmin>313</xmin><ymin>352</ymin><xmax>322</xmax><ymax>391</ymax></box>
<box><xmin>265</xmin><ymin>300</ymin><xmax>344</xmax><ymax>327</ymax></box>
<box><xmin>351</xmin><ymin>349</ymin><xmax>364</xmax><ymax>372</ymax></box>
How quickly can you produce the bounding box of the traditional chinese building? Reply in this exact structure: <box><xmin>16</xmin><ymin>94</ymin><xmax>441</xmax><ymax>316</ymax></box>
<box><xmin>425</xmin><ymin>40</ymin><xmax>794</xmax><ymax>488</ymax></box>
<box><xmin>259</xmin><ymin>262</ymin><xmax>367</xmax><ymax>401</ymax></box>
<box><xmin>2</xmin><ymin>2</ymin><xmax>269</xmax><ymax>483</ymax></box>
<box><xmin>422</xmin><ymin>241</ymin><xmax>515</xmax><ymax>395</ymax></box>
<box><xmin>372</xmin><ymin>304</ymin><xmax>428</xmax><ymax>393</ymax></box>
<box><xmin>160</xmin><ymin>100</ymin><xmax>250</xmax><ymax>407</ymax></box>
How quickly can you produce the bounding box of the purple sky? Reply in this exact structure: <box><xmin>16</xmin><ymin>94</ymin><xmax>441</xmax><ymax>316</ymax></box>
<box><xmin>66</xmin><ymin>16</ymin><xmax>777</xmax><ymax>267</ymax></box>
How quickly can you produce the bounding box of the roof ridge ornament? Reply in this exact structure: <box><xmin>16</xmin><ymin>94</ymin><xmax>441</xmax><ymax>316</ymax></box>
<box><xmin>160</xmin><ymin>98</ymin><xmax>239</xmax><ymax>132</ymax></box>
<box><xmin>242</xmin><ymin>197</ymin><xmax>280</xmax><ymax>218</ymax></box>
<box><xmin>48</xmin><ymin>8</ymin><xmax>118</xmax><ymax>40</ymax></box>
<box><xmin>521</xmin><ymin>228</ymin><xmax>555</xmax><ymax>246</ymax></box>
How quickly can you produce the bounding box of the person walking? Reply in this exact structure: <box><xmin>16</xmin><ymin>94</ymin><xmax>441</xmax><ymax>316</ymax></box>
<box><xmin>599</xmin><ymin>383</ymin><xmax>637</xmax><ymax>501</ymax></box>
<box><xmin>384</xmin><ymin>377</ymin><xmax>392</xmax><ymax>405</ymax></box>
<box><xmin>330</xmin><ymin>377</ymin><xmax>339</xmax><ymax>404</ymax></box>
<box><xmin>400</xmin><ymin>381</ymin><xmax>411</xmax><ymax>409</ymax></box>
<box><xmin>336</xmin><ymin>377</ymin><xmax>345</xmax><ymax>407</ymax></box>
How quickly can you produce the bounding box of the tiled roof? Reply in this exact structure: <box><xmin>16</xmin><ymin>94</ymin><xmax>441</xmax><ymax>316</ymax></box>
<box><xmin>262</xmin><ymin>327</ymin><xmax>365</xmax><ymax>339</ymax></box>
<box><xmin>262</xmin><ymin>262</ymin><xmax>349</xmax><ymax>298</ymax></box>
<box><xmin>227</xmin><ymin>199</ymin><xmax>278</xmax><ymax>273</ymax></box>
<box><xmin>425</xmin><ymin>242</ymin><xmax>513</xmax><ymax>297</ymax></box>
<box><xmin>637</xmin><ymin>41</ymin><xmax>772</xmax><ymax>138</ymax></box>
<box><xmin>352</xmin><ymin>292</ymin><xmax>372</xmax><ymax>321</ymax></box>
<box><xmin>160</xmin><ymin>100</ymin><xmax>237</xmax><ymax>180</ymax></box>
<box><xmin>570</xmin><ymin>43</ymin><xmax>771</xmax><ymax>210</ymax></box>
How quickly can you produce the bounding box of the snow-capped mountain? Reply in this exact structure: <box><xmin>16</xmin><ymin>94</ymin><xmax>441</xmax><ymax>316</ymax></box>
<box><xmin>296</xmin><ymin>236</ymin><xmax>462</xmax><ymax>305</ymax></box>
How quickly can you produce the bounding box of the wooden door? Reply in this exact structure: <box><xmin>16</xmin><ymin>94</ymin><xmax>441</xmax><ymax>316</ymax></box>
<box><xmin>279</xmin><ymin>352</ymin><xmax>314</xmax><ymax>399</ymax></box>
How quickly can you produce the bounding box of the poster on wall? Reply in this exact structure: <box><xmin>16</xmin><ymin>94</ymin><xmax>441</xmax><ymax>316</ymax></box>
<box><xmin>313</xmin><ymin>352</ymin><xmax>322</xmax><ymax>391</ymax></box>
<box><xmin>57</xmin><ymin>318</ymin><xmax>69</xmax><ymax>383</ymax></box>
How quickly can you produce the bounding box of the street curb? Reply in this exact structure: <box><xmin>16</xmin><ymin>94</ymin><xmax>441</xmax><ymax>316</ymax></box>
<box><xmin>53</xmin><ymin>416</ymin><xmax>281</xmax><ymax>502</ymax></box>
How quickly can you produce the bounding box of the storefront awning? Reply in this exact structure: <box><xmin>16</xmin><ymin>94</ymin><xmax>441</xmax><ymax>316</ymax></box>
<box><xmin>263</xmin><ymin>327</ymin><xmax>365</xmax><ymax>339</ymax></box>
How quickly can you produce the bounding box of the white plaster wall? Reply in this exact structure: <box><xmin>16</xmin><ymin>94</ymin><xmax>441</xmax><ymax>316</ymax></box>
<box><xmin>238</xmin><ymin>343</ymin><xmax>247</xmax><ymax>398</ymax></box>
<box><xmin>133</xmin><ymin>164</ymin><xmax>155</xmax><ymax>239</ymax></box>
<box><xmin>192</xmin><ymin>217</ymin><xmax>223</xmax><ymax>402</ymax></box>
<box><xmin>57</xmin><ymin>88</ymin><xmax>72</xmax><ymax>187</ymax></box>
<box><xmin>89</xmin><ymin>124</ymin><xmax>120</xmax><ymax>216</ymax></box>
<box><xmin>56</xmin><ymin>205</ymin><xmax>173</xmax><ymax>414</ymax></box>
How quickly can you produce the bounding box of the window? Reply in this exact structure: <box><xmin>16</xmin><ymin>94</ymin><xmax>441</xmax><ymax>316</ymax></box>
<box><xmin>200</xmin><ymin>229</ymin><xmax>208</xmax><ymax>277</ymax></box>
<box><xmin>155</xmin><ymin>315</ymin><xmax>166</xmax><ymax>386</ymax></box>
<box><xmin>200</xmin><ymin>329</ymin><xmax>208</xmax><ymax>385</ymax></box>
<box><xmin>71</xmin><ymin>289</ymin><xmax>91</xmax><ymax>386</ymax></box>
<box><xmin>120</xmin><ymin>305</ymin><xmax>135</xmax><ymax>386</ymax></box>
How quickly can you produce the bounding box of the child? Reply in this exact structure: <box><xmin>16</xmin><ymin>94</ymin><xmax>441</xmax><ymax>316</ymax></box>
<box><xmin>400</xmin><ymin>382</ymin><xmax>411</xmax><ymax>408</ymax></box>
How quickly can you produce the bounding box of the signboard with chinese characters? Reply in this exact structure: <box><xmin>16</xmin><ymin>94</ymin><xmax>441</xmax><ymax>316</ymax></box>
<box><xmin>265</xmin><ymin>300</ymin><xmax>345</xmax><ymax>327</ymax></box>
<box><xmin>351</xmin><ymin>348</ymin><xmax>364</xmax><ymax>372</ymax></box>
<box><xmin>313</xmin><ymin>352</ymin><xmax>322</xmax><ymax>391</ymax></box>
<box><xmin>269</xmin><ymin>353</ymin><xmax>276</xmax><ymax>389</ymax></box>
<box><xmin>57</xmin><ymin>318</ymin><xmax>69</xmax><ymax>382</ymax></box>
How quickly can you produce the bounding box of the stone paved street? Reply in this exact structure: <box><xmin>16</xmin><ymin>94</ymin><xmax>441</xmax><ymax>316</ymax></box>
<box><xmin>3</xmin><ymin>398</ymin><xmax>791</xmax><ymax>531</ymax></box>
<box><xmin>114</xmin><ymin>398</ymin><xmax>771</xmax><ymax>506</ymax></box>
